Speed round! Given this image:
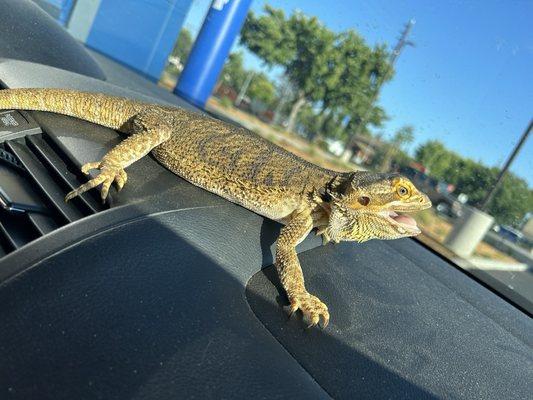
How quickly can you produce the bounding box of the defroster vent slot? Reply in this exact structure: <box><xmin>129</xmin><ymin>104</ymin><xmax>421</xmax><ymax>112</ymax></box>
<box><xmin>0</xmin><ymin>133</ymin><xmax>106</xmax><ymax>255</ymax></box>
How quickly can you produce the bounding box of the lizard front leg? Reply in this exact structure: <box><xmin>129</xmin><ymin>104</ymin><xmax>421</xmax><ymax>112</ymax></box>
<box><xmin>65</xmin><ymin>111</ymin><xmax>173</xmax><ymax>202</ymax></box>
<box><xmin>276</xmin><ymin>210</ymin><xmax>330</xmax><ymax>328</ymax></box>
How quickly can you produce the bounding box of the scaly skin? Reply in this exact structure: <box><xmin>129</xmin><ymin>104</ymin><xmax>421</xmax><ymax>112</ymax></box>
<box><xmin>0</xmin><ymin>88</ymin><xmax>431</xmax><ymax>328</ymax></box>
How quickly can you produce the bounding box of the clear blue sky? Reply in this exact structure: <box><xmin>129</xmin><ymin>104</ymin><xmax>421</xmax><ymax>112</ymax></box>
<box><xmin>183</xmin><ymin>0</ymin><xmax>532</xmax><ymax>187</ymax></box>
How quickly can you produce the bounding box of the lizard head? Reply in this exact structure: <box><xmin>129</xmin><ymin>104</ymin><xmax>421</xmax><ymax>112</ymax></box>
<box><xmin>319</xmin><ymin>172</ymin><xmax>432</xmax><ymax>243</ymax></box>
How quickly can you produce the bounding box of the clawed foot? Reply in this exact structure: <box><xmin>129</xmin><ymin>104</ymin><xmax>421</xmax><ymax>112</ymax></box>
<box><xmin>65</xmin><ymin>161</ymin><xmax>127</xmax><ymax>203</ymax></box>
<box><xmin>288</xmin><ymin>292</ymin><xmax>329</xmax><ymax>328</ymax></box>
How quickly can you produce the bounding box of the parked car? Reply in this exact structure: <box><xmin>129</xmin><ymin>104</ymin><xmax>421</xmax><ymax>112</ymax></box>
<box><xmin>493</xmin><ymin>225</ymin><xmax>525</xmax><ymax>243</ymax></box>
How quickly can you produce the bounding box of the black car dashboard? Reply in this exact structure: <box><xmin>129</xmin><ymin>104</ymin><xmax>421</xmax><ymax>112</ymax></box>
<box><xmin>0</xmin><ymin>2</ymin><xmax>531</xmax><ymax>399</ymax></box>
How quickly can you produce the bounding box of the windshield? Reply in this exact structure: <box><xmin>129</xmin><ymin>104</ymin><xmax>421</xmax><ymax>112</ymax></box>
<box><xmin>37</xmin><ymin>0</ymin><xmax>532</xmax><ymax>312</ymax></box>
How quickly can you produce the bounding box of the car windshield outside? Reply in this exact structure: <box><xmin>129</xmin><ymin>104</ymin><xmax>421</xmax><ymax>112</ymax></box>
<box><xmin>35</xmin><ymin>0</ymin><xmax>532</xmax><ymax>312</ymax></box>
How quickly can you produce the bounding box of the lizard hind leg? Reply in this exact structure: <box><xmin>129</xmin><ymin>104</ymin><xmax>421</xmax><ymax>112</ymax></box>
<box><xmin>64</xmin><ymin>110</ymin><xmax>173</xmax><ymax>203</ymax></box>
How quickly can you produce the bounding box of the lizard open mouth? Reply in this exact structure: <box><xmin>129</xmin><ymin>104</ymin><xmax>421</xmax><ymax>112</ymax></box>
<box><xmin>381</xmin><ymin>211</ymin><xmax>421</xmax><ymax>234</ymax></box>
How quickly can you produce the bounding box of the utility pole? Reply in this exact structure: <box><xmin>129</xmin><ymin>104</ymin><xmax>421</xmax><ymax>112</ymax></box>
<box><xmin>390</xmin><ymin>19</ymin><xmax>416</xmax><ymax>66</ymax></box>
<box><xmin>341</xmin><ymin>19</ymin><xmax>416</xmax><ymax>162</ymax></box>
<box><xmin>481</xmin><ymin>118</ymin><xmax>532</xmax><ymax>211</ymax></box>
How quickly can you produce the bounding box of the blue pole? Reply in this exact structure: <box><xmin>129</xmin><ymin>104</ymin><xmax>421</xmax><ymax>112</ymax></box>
<box><xmin>58</xmin><ymin>0</ymin><xmax>76</xmax><ymax>26</ymax></box>
<box><xmin>175</xmin><ymin>0</ymin><xmax>252</xmax><ymax>108</ymax></box>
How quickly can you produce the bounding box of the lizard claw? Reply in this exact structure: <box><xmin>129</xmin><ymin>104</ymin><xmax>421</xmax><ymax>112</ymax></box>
<box><xmin>65</xmin><ymin>161</ymin><xmax>127</xmax><ymax>202</ymax></box>
<box><xmin>114</xmin><ymin>169</ymin><xmax>128</xmax><ymax>191</ymax></box>
<box><xmin>288</xmin><ymin>292</ymin><xmax>329</xmax><ymax>329</ymax></box>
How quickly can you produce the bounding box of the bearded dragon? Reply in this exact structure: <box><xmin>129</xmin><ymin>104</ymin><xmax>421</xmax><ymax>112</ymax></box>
<box><xmin>0</xmin><ymin>88</ymin><xmax>431</xmax><ymax>327</ymax></box>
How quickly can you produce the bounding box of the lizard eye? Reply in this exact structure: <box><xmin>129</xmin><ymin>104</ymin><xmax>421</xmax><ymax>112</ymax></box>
<box><xmin>397</xmin><ymin>186</ymin><xmax>409</xmax><ymax>197</ymax></box>
<box><xmin>358</xmin><ymin>196</ymin><xmax>370</xmax><ymax>206</ymax></box>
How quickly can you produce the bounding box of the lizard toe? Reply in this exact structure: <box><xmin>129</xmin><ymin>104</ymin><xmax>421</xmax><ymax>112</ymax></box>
<box><xmin>81</xmin><ymin>161</ymin><xmax>100</xmax><ymax>175</ymax></box>
<box><xmin>99</xmin><ymin>175</ymin><xmax>114</xmax><ymax>203</ymax></box>
<box><xmin>98</xmin><ymin>168</ymin><xmax>124</xmax><ymax>202</ymax></box>
<box><xmin>65</xmin><ymin>174</ymin><xmax>106</xmax><ymax>202</ymax></box>
<box><xmin>65</xmin><ymin>168</ymin><xmax>123</xmax><ymax>203</ymax></box>
<box><xmin>114</xmin><ymin>169</ymin><xmax>128</xmax><ymax>191</ymax></box>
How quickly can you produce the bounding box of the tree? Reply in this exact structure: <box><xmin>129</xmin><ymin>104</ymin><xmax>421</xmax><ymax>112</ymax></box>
<box><xmin>241</xmin><ymin>8</ymin><xmax>337</xmax><ymax>132</ymax></box>
<box><xmin>339</xmin><ymin>42</ymin><xmax>394</xmax><ymax>160</ymax></box>
<box><xmin>241</xmin><ymin>7</ymin><xmax>392</xmax><ymax>137</ymax></box>
<box><xmin>248</xmin><ymin>73</ymin><xmax>276</xmax><ymax>106</ymax></box>
<box><xmin>415</xmin><ymin>140</ymin><xmax>456</xmax><ymax>178</ymax></box>
<box><xmin>380</xmin><ymin>125</ymin><xmax>414</xmax><ymax>171</ymax></box>
<box><xmin>392</xmin><ymin>125</ymin><xmax>415</xmax><ymax>148</ymax></box>
<box><xmin>171</xmin><ymin>28</ymin><xmax>193</xmax><ymax>62</ymax></box>
<box><xmin>322</xmin><ymin>33</ymin><xmax>391</xmax><ymax>140</ymax></box>
<box><xmin>220</xmin><ymin>52</ymin><xmax>247</xmax><ymax>91</ymax></box>
<box><xmin>283</xmin><ymin>12</ymin><xmax>337</xmax><ymax>131</ymax></box>
<box><xmin>240</xmin><ymin>6</ymin><xmax>295</xmax><ymax>67</ymax></box>
<box><xmin>414</xmin><ymin>140</ymin><xmax>533</xmax><ymax>226</ymax></box>
<box><xmin>344</xmin><ymin>104</ymin><xmax>387</xmax><ymax>139</ymax></box>
<box><xmin>294</xmin><ymin>104</ymin><xmax>320</xmax><ymax>137</ymax></box>
<box><xmin>167</xmin><ymin>28</ymin><xmax>193</xmax><ymax>75</ymax></box>
<box><xmin>488</xmin><ymin>174</ymin><xmax>533</xmax><ymax>226</ymax></box>
<box><xmin>217</xmin><ymin>53</ymin><xmax>278</xmax><ymax>110</ymax></box>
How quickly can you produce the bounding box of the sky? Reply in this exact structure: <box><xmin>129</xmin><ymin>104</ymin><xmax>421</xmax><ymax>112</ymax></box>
<box><xmin>182</xmin><ymin>0</ymin><xmax>532</xmax><ymax>186</ymax></box>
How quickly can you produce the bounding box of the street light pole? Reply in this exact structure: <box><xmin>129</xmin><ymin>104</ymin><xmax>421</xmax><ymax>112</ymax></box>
<box><xmin>481</xmin><ymin>118</ymin><xmax>532</xmax><ymax>211</ymax></box>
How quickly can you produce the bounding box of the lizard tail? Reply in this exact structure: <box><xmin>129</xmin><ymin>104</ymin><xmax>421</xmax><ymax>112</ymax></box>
<box><xmin>0</xmin><ymin>88</ymin><xmax>144</xmax><ymax>130</ymax></box>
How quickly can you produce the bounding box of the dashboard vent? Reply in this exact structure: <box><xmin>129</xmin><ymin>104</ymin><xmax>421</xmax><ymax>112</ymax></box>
<box><xmin>0</xmin><ymin>134</ymin><xmax>106</xmax><ymax>256</ymax></box>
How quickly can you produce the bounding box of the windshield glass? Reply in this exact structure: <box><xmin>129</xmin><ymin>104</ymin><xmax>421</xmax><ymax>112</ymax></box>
<box><xmin>37</xmin><ymin>0</ymin><xmax>532</xmax><ymax>312</ymax></box>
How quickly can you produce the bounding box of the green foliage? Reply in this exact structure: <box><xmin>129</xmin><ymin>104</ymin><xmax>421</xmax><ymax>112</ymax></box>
<box><xmin>220</xmin><ymin>52</ymin><xmax>247</xmax><ymax>91</ymax></box>
<box><xmin>295</xmin><ymin>104</ymin><xmax>321</xmax><ymax>137</ymax></box>
<box><xmin>219</xmin><ymin>96</ymin><xmax>233</xmax><ymax>109</ymax></box>
<box><xmin>166</xmin><ymin>28</ymin><xmax>193</xmax><ymax>75</ymax></box>
<box><xmin>219</xmin><ymin>53</ymin><xmax>277</xmax><ymax>107</ymax></box>
<box><xmin>240</xmin><ymin>6</ymin><xmax>296</xmax><ymax>67</ymax></box>
<box><xmin>391</xmin><ymin>149</ymin><xmax>413</xmax><ymax>169</ymax></box>
<box><xmin>322</xmin><ymin>32</ymin><xmax>392</xmax><ymax>140</ymax></box>
<box><xmin>284</xmin><ymin>12</ymin><xmax>335</xmax><ymax>102</ymax></box>
<box><xmin>415</xmin><ymin>140</ymin><xmax>456</xmax><ymax>179</ymax></box>
<box><xmin>452</xmin><ymin>160</ymin><xmax>495</xmax><ymax>204</ymax></box>
<box><xmin>296</xmin><ymin>105</ymin><xmax>345</xmax><ymax>140</ymax></box>
<box><xmin>344</xmin><ymin>104</ymin><xmax>387</xmax><ymax>140</ymax></box>
<box><xmin>391</xmin><ymin>125</ymin><xmax>414</xmax><ymax>148</ymax></box>
<box><xmin>248</xmin><ymin>73</ymin><xmax>276</xmax><ymax>106</ymax></box>
<box><xmin>489</xmin><ymin>174</ymin><xmax>533</xmax><ymax>227</ymax></box>
<box><xmin>240</xmin><ymin>6</ymin><xmax>392</xmax><ymax>134</ymax></box>
<box><xmin>320</xmin><ymin>112</ymin><xmax>346</xmax><ymax>141</ymax></box>
<box><xmin>376</xmin><ymin>126</ymin><xmax>415</xmax><ymax>171</ymax></box>
<box><xmin>171</xmin><ymin>28</ymin><xmax>193</xmax><ymax>62</ymax></box>
<box><xmin>415</xmin><ymin>140</ymin><xmax>532</xmax><ymax>226</ymax></box>
<box><xmin>315</xmin><ymin>139</ymin><xmax>330</xmax><ymax>152</ymax></box>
